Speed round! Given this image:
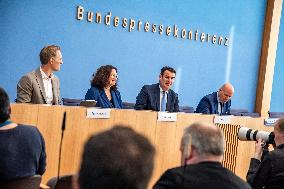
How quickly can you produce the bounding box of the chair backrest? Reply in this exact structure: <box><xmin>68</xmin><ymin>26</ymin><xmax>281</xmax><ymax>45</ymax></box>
<box><xmin>245</xmin><ymin>112</ymin><xmax>260</xmax><ymax>118</ymax></box>
<box><xmin>231</xmin><ymin>112</ymin><xmax>260</xmax><ymax>117</ymax></box>
<box><xmin>62</xmin><ymin>98</ymin><xmax>83</xmax><ymax>106</ymax></box>
<box><xmin>46</xmin><ymin>174</ymin><xmax>74</xmax><ymax>189</ymax></box>
<box><xmin>0</xmin><ymin>175</ymin><xmax>42</xmax><ymax>189</ymax></box>
<box><xmin>179</xmin><ymin>106</ymin><xmax>195</xmax><ymax>113</ymax></box>
<box><xmin>122</xmin><ymin>102</ymin><xmax>135</xmax><ymax>109</ymax></box>
<box><xmin>268</xmin><ymin>112</ymin><xmax>284</xmax><ymax>118</ymax></box>
<box><xmin>230</xmin><ymin>108</ymin><xmax>249</xmax><ymax>116</ymax></box>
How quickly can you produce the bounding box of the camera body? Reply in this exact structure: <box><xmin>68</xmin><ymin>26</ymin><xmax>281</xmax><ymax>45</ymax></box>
<box><xmin>238</xmin><ymin>126</ymin><xmax>275</xmax><ymax>145</ymax></box>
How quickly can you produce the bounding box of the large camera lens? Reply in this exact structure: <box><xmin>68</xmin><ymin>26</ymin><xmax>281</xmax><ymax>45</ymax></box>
<box><xmin>238</xmin><ymin>127</ymin><xmax>275</xmax><ymax>144</ymax></box>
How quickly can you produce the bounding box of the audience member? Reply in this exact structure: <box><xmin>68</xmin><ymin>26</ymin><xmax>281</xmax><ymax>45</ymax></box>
<box><xmin>195</xmin><ymin>83</ymin><xmax>234</xmax><ymax>115</ymax></box>
<box><xmin>78</xmin><ymin>126</ymin><xmax>155</xmax><ymax>189</ymax></box>
<box><xmin>153</xmin><ymin>122</ymin><xmax>251</xmax><ymax>189</ymax></box>
<box><xmin>246</xmin><ymin>117</ymin><xmax>284</xmax><ymax>189</ymax></box>
<box><xmin>17</xmin><ymin>45</ymin><xmax>63</xmax><ymax>104</ymax></box>
<box><xmin>0</xmin><ymin>87</ymin><xmax>46</xmax><ymax>181</ymax></box>
<box><xmin>135</xmin><ymin>66</ymin><xmax>179</xmax><ymax>112</ymax></box>
<box><xmin>85</xmin><ymin>65</ymin><xmax>123</xmax><ymax>108</ymax></box>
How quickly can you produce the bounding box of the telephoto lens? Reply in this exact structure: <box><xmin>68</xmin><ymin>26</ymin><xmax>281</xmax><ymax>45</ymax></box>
<box><xmin>238</xmin><ymin>126</ymin><xmax>275</xmax><ymax>144</ymax></box>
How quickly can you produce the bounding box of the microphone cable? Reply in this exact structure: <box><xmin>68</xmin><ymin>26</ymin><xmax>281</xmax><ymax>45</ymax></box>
<box><xmin>180</xmin><ymin>159</ymin><xmax>187</xmax><ymax>189</ymax></box>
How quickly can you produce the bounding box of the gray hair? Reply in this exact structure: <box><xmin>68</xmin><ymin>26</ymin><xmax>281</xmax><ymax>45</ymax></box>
<box><xmin>181</xmin><ymin>122</ymin><xmax>224</xmax><ymax>157</ymax></box>
<box><xmin>276</xmin><ymin>117</ymin><xmax>284</xmax><ymax>132</ymax></box>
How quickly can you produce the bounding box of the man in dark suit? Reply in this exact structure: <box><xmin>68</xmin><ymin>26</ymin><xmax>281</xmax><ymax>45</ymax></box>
<box><xmin>246</xmin><ymin>117</ymin><xmax>284</xmax><ymax>189</ymax></box>
<box><xmin>17</xmin><ymin>45</ymin><xmax>63</xmax><ymax>105</ymax></box>
<box><xmin>134</xmin><ymin>66</ymin><xmax>179</xmax><ymax>112</ymax></box>
<box><xmin>195</xmin><ymin>83</ymin><xmax>234</xmax><ymax>115</ymax></box>
<box><xmin>153</xmin><ymin>122</ymin><xmax>251</xmax><ymax>189</ymax></box>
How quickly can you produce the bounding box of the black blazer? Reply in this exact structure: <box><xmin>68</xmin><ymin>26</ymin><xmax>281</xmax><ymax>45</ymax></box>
<box><xmin>134</xmin><ymin>83</ymin><xmax>179</xmax><ymax>112</ymax></box>
<box><xmin>247</xmin><ymin>143</ymin><xmax>284</xmax><ymax>189</ymax></box>
<box><xmin>153</xmin><ymin>162</ymin><xmax>251</xmax><ymax>189</ymax></box>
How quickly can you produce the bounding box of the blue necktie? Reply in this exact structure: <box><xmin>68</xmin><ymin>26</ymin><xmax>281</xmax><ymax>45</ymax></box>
<box><xmin>220</xmin><ymin>103</ymin><xmax>223</xmax><ymax>115</ymax></box>
<box><xmin>161</xmin><ymin>91</ymin><xmax>166</xmax><ymax>111</ymax></box>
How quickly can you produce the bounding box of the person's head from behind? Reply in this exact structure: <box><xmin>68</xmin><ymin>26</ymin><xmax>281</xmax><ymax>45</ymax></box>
<box><xmin>180</xmin><ymin>122</ymin><xmax>224</xmax><ymax>165</ymax></box>
<box><xmin>91</xmin><ymin>65</ymin><xmax>118</xmax><ymax>90</ymax></box>
<box><xmin>159</xmin><ymin>66</ymin><xmax>176</xmax><ymax>91</ymax></box>
<box><xmin>218</xmin><ymin>83</ymin><xmax>234</xmax><ymax>103</ymax></box>
<box><xmin>79</xmin><ymin>126</ymin><xmax>155</xmax><ymax>189</ymax></box>
<box><xmin>0</xmin><ymin>87</ymin><xmax>10</xmax><ymax>123</ymax></box>
<box><xmin>274</xmin><ymin>117</ymin><xmax>284</xmax><ymax>147</ymax></box>
<box><xmin>39</xmin><ymin>45</ymin><xmax>63</xmax><ymax>71</ymax></box>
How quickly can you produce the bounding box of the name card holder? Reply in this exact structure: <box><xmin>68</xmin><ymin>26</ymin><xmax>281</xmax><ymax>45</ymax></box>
<box><xmin>214</xmin><ymin>115</ymin><xmax>232</xmax><ymax>124</ymax></box>
<box><xmin>157</xmin><ymin>112</ymin><xmax>177</xmax><ymax>122</ymax></box>
<box><xmin>264</xmin><ymin>118</ymin><xmax>278</xmax><ymax>126</ymax></box>
<box><xmin>86</xmin><ymin>108</ymin><xmax>111</xmax><ymax>119</ymax></box>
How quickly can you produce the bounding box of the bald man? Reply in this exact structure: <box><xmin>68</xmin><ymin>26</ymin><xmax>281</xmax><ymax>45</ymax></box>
<box><xmin>195</xmin><ymin>83</ymin><xmax>234</xmax><ymax>115</ymax></box>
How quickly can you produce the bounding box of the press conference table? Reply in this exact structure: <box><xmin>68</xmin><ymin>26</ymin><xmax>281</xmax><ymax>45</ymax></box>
<box><xmin>10</xmin><ymin>103</ymin><xmax>273</xmax><ymax>188</ymax></box>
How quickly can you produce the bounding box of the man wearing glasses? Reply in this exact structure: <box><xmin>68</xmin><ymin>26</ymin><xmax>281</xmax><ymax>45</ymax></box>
<box><xmin>195</xmin><ymin>83</ymin><xmax>234</xmax><ymax>115</ymax></box>
<box><xmin>134</xmin><ymin>66</ymin><xmax>179</xmax><ymax>112</ymax></box>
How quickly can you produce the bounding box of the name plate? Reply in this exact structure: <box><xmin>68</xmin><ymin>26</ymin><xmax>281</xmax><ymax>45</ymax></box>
<box><xmin>157</xmin><ymin>112</ymin><xmax>177</xmax><ymax>122</ymax></box>
<box><xmin>86</xmin><ymin>108</ymin><xmax>111</xmax><ymax>119</ymax></box>
<box><xmin>264</xmin><ymin>118</ymin><xmax>278</xmax><ymax>126</ymax></box>
<box><xmin>214</xmin><ymin>115</ymin><xmax>232</xmax><ymax>124</ymax></box>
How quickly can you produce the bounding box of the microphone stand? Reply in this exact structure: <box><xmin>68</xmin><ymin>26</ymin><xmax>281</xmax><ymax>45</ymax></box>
<box><xmin>57</xmin><ymin>111</ymin><xmax>67</xmax><ymax>182</ymax></box>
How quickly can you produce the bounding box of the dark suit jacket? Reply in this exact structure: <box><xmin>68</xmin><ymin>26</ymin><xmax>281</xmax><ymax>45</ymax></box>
<box><xmin>195</xmin><ymin>92</ymin><xmax>231</xmax><ymax>115</ymax></box>
<box><xmin>85</xmin><ymin>86</ymin><xmax>123</xmax><ymax>109</ymax></box>
<box><xmin>246</xmin><ymin>143</ymin><xmax>284</xmax><ymax>189</ymax></box>
<box><xmin>153</xmin><ymin>162</ymin><xmax>251</xmax><ymax>189</ymax></box>
<box><xmin>17</xmin><ymin>68</ymin><xmax>60</xmax><ymax>105</ymax></box>
<box><xmin>134</xmin><ymin>83</ymin><xmax>179</xmax><ymax>112</ymax></box>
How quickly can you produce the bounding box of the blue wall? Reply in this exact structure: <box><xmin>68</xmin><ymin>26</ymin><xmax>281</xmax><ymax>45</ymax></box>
<box><xmin>270</xmin><ymin>3</ymin><xmax>284</xmax><ymax>112</ymax></box>
<box><xmin>0</xmin><ymin>0</ymin><xmax>267</xmax><ymax>111</ymax></box>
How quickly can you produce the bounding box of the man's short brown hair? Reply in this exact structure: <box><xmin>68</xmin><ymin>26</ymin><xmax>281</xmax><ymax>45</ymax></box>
<box><xmin>39</xmin><ymin>45</ymin><xmax>61</xmax><ymax>65</ymax></box>
<box><xmin>79</xmin><ymin>126</ymin><xmax>155</xmax><ymax>189</ymax></box>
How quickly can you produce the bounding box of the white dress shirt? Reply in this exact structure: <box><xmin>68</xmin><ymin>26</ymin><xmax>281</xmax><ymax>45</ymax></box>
<box><xmin>217</xmin><ymin>91</ymin><xmax>222</xmax><ymax>115</ymax></box>
<box><xmin>40</xmin><ymin>67</ymin><xmax>54</xmax><ymax>104</ymax></box>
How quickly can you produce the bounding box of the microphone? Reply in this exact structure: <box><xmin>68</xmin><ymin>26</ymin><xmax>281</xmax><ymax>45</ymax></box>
<box><xmin>57</xmin><ymin>111</ymin><xmax>66</xmax><ymax>181</ymax></box>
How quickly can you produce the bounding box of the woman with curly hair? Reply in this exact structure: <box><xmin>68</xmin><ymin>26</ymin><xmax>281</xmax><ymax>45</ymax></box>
<box><xmin>85</xmin><ymin>65</ymin><xmax>123</xmax><ymax>108</ymax></box>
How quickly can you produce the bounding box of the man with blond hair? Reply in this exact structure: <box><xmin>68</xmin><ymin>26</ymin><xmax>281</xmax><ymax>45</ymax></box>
<box><xmin>17</xmin><ymin>45</ymin><xmax>63</xmax><ymax>104</ymax></box>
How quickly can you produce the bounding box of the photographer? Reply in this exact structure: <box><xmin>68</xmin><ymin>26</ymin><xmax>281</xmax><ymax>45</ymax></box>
<box><xmin>246</xmin><ymin>117</ymin><xmax>284</xmax><ymax>189</ymax></box>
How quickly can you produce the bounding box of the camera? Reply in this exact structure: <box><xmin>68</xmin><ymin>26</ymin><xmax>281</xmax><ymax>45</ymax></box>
<box><xmin>238</xmin><ymin>126</ymin><xmax>275</xmax><ymax>145</ymax></box>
